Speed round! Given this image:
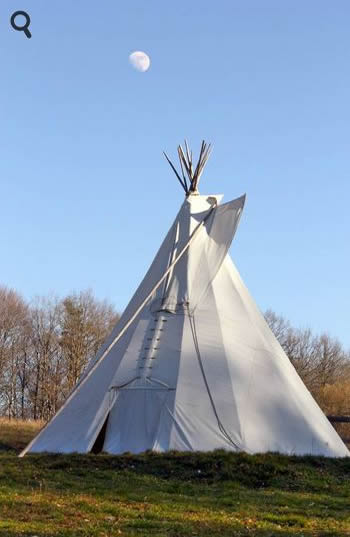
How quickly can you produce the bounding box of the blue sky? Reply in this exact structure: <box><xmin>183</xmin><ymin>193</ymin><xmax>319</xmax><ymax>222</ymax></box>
<box><xmin>1</xmin><ymin>1</ymin><xmax>349</xmax><ymax>346</ymax></box>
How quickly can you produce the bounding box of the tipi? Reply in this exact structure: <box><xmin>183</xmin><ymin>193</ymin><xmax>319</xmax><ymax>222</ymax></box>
<box><xmin>21</xmin><ymin>142</ymin><xmax>349</xmax><ymax>457</ymax></box>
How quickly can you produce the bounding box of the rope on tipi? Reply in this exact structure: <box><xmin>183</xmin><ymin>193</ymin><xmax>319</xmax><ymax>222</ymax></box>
<box><xmin>163</xmin><ymin>140</ymin><xmax>212</xmax><ymax>195</ymax></box>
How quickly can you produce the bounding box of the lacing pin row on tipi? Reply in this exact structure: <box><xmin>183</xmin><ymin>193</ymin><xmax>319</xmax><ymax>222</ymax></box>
<box><xmin>139</xmin><ymin>313</ymin><xmax>167</xmax><ymax>379</ymax></box>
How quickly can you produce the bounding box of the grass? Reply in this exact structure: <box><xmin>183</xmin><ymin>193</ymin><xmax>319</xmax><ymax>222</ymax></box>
<box><xmin>0</xmin><ymin>420</ymin><xmax>349</xmax><ymax>536</ymax></box>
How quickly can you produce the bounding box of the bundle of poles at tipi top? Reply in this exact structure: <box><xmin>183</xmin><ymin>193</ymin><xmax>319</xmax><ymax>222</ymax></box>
<box><xmin>163</xmin><ymin>140</ymin><xmax>212</xmax><ymax>195</ymax></box>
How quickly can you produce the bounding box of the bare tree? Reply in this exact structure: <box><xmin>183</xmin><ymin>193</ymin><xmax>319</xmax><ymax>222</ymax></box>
<box><xmin>27</xmin><ymin>296</ymin><xmax>63</xmax><ymax>421</ymax></box>
<box><xmin>60</xmin><ymin>290</ymin><xmax>118</xmax><ymax>392</ymax></box>
<box><xmin>0</xmin><ymin>286</ymin><xmax>29</xmax><ymax>418</ymax></box>
<box><xmin>265</xmin><ymin>310</ymin><xmax>350</xmax><ymax>413</ymax></box>
<box><xmin>312</xmin><ymin>333</ymin><xmax>348</xmax><ymax>389</ymax></box>
<box><xmin>0</xmin><ymin>286</ymin><xmax>119</xmax><ymax>420</ymax></box>
<box><xmin>264</xmin><ymin>309</ymin><xmax>292</xmax><ymax>348</ymax></box>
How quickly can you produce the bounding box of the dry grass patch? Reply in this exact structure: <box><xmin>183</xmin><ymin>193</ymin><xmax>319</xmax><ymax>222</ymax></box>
<box><xmin>0</xmin><ymin>418</ymin><xmax>43</xmax><ymax>451</ymax></box>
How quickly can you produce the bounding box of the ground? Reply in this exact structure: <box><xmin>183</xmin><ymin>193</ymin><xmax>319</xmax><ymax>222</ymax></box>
<box><xmin>0</xmin><ymin>420</ymin><xmax>349</xmax><ymax>536</ymax></box>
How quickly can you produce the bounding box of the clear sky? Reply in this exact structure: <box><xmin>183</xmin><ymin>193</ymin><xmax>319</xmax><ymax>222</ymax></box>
<box><xmin>1</xmin><ymin>1</ymin><xmax>349</xmax><ymax>346</ymax></box>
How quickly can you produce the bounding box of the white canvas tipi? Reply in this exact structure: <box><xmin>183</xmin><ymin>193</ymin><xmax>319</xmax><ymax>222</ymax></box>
<box><xmin>21</xmin><ymin>142</ymin><xmax>349</xmax><ymax>457</ymax></box>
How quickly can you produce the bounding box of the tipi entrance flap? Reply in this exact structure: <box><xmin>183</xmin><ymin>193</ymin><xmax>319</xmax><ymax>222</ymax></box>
<box><xmin>103</xmin><ymin>379</ymin><xmax>172</xmax><ymax>454</ymax></box>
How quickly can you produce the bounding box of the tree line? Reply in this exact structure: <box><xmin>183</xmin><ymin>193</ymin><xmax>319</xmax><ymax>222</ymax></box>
<box><xmin>0</xmin><ymin>286</ymin><xmax>118</xmax><ymax>421</ymax></box>
<box><xmin>0</xmin><ymin>285</ymin><xmax>349</xmax><ymax>433</ymax></box>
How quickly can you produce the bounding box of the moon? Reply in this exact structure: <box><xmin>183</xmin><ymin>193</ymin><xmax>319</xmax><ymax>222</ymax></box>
<box><xmin>129</xmin><ymin>51</ymin><xmax>151</xmax><ymax>73</ymax></box>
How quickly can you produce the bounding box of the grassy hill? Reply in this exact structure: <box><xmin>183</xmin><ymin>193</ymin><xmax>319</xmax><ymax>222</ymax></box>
<box><xmin>0</xmin><ymin>420</ymin><xmax>349</xmax><ymax>536</ymax></box>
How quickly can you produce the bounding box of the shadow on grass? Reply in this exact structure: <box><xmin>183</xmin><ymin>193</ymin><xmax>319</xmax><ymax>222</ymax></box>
<box><xmin>0</xmin><ymin>526</ymin><xmax>348</xmax><ymax>537</ymax></box>
<box><xmin>0</xmin><ymin>442</ymin><xmax>12</xmax><ymax>452</ymax></box>
<box><xmin>10</xmin><ymin>450</ymin><xmax>350</xmax><ymax>489</ymax></box>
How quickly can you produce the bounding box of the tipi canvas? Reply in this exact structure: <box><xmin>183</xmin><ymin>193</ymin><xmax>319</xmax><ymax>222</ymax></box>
<box><xmin>21</xmin><ymin>142</ymin><xmax>349</xmax><ymax>458</ymax></box>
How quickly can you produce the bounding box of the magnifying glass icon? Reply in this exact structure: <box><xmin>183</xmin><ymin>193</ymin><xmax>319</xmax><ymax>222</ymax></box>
<box><xmin>10</xmin><ymin>11</ymin><xmax>32</xmax><ymax>39</ymax></box>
